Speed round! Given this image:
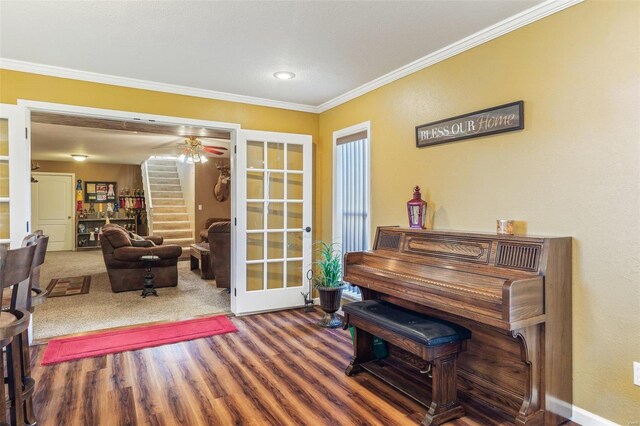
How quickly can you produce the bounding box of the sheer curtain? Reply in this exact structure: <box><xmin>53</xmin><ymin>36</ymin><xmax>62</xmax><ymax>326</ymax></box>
<box><xmin>336</xmin><ymin>136</ymin><xmax>369</xmax><ymax>297</ymax></box>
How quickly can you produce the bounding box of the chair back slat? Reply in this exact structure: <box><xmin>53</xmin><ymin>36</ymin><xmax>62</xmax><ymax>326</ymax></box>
<box><xmin>12</xmin><ymin>235</ymin><xmax>49</xmax><ymax>310</ymax></box>
<box><xmin>29</xmin><ymin>235</ymin><xmax>49</xmax><ymax>292</ymax></box>
<box><xmin>0</xmin><ymin>244</ymin><xmax>36</xmax><ymax>289</ymax></box>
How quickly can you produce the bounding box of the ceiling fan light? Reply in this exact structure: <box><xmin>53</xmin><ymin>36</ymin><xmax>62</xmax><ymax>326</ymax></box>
<box><xmin>200</xmin><ymin>155</ymin><xmax>208</xmax><ymax>163</ymax></box>
<box><xmin>177</xmin><ymin>154</ymin><xmax>186</xmax><ymax>162</ymax></box>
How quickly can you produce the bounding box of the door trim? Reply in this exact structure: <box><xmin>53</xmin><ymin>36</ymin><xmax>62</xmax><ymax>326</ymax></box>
<box><xmin>32</xmin><ymin>172</ymin><xmax>75</xmax><ymax>251</ymax></box>
<box><xmin>17</xmin><ymin>99</ymin><xmax>244</xmax><ymax>310</ymax></box>
<box><xmin>0</xmin><ymin>103</ymin><xmax>29</xmax><ymax>247</ymax></box>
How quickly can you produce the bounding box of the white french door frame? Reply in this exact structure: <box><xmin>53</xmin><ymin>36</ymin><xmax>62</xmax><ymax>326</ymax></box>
<box><xmin>332</xmin><ymin>121</ymin><xmax>371</xmax><ymax>249</ymax></box>
<box><xmin>0</xmin><ymin>104</ymin><xmax>30</xmax><ymax>247</ymax></box>
<box><xmin>16</xmin><ymin>100</ymin><xmax>246</xmax><ymax>309</ymax></box>
<box><xmin>233</xmin><ymin>130</ymin><xmax>313</xmax><ymax>315</ymax></box>
<box><xmin>16</xmin><ymin>100</ymin><xmax>313</xmax><ymax>316</ymax></box>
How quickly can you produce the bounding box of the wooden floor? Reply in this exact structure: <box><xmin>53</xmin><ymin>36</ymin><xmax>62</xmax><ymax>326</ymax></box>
<box><xmin>28</xmin><ymin>309</ymin><xmax>576</xmax><ymax>426</ymax></box>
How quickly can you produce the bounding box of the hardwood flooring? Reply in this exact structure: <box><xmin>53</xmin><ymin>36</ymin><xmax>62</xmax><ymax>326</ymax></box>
<box><xmin>28</xmin><ymin>309</ymin><xmax>577</xmax><ymax>426</ymax></box>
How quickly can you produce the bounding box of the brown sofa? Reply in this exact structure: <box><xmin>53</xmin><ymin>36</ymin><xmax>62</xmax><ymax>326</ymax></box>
<box><xmin>100</xmin><ymin>224</ymin><xmax>182</xmax><ymax>293</ymax></box>
<box><xmin>199</xmin><ymin>217</ymin><xmax>231</xmax><ymax>242</ymax></box>
<box><xmin>208</xmin><ymin>221</ymin><xmax>231</xmax><ymax>289</ymax></box>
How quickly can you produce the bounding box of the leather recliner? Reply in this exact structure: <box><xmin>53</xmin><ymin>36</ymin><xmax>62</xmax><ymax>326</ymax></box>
<box><xmin>207</xmin><ymin>221</ymin><xmax>231</xmax><ymax>289</ymax></box>
<box><xmin>100</xmin><ymin>224</ymin><xmax>182</xmax><ymax>293</ymax></box>
<box><xmin>199</xmin><ymin>217</ymin><xmax>231</xmax><ymax>242</ymax></box>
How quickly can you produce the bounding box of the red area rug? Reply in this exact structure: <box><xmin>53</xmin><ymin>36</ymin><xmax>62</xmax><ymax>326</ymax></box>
<box><xmin>41</xmin><ymin>315</ymin><xmax>237</xmax><ymax>365</ymax></box>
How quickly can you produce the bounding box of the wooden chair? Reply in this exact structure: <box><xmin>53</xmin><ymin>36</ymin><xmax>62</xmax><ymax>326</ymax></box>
<box><xmin>24</xmin><ymin>232</ymin><xmax>48</xmax><ymax>310</ymax></box>
<box><xmin>2</xmin><ymin>234</ymin><xmax>49</xmax><ymax>311</ymax></box>
<box><xmin>7</xmin><ymin>234</ymin><xmax>49</xmax><ymax>425</ymax></box>
<box><xmin>0</xmin><ymin>243</ymin><xmax>36</xmax><ymax>425</ymax></box>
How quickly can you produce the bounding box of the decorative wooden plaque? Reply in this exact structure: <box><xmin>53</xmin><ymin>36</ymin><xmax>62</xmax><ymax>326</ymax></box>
<box><xmin>416</xmin><ymin>101</ymin><xmax>524</xmax><ymax>147</ymax></box>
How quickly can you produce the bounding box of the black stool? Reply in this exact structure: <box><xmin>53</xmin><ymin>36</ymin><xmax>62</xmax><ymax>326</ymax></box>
<box><xmin>140</xmin><ymin>255</ymin><xmax>160</xmax><ymax>298</ymax></box>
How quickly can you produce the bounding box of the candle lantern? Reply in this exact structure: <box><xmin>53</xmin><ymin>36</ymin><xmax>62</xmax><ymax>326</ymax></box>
<box><xmin>406</xmin><ymin>186</ymin><xmax>428</xmax><ymax>229</ymax></box>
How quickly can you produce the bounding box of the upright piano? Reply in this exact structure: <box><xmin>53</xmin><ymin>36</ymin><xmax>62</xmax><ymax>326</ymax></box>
<box><xmin>343</xmin><ymin>227</ymin><xmax>572</xmax><ymax>425</ymax></box>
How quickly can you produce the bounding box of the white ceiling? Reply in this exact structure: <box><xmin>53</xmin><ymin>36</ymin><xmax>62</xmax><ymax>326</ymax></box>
<box><xmin>31</xmin><ymin>123</ymin><xmax>230</xmax><ymax>165</ymax></box>
<box><xmin>0</xmin><ymin>0</ymin><xmax>546</xmax><ymax>108</ymax></box>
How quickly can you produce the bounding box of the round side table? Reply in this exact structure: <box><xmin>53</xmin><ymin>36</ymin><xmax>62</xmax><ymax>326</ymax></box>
<box><xmin>139</xmin><ymin>255</ymin><xmax>161</xmax><ymax>298</ymax></box>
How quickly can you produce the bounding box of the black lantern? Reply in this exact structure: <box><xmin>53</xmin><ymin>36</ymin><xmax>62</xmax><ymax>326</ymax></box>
<box><xmin>407</xmin><ymin>186</ymin><xmax>427</xmax><ymax>229</ymax></box>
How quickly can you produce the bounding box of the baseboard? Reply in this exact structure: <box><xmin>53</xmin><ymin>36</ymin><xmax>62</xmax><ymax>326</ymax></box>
<box><xmin>571</xmin><ymin>405</ymin><xmax>620</xmax><ymax>426</ymax></box>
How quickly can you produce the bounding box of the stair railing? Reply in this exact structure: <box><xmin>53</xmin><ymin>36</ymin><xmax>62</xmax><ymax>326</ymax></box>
<box><xmin>141</xmin><ymin>160</ymin><xmax>154</xmax><ymax>235</ymax></box>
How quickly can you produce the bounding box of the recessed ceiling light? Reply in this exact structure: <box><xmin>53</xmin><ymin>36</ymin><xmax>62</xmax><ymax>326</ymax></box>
<box><xmin>71</xmin><ymin>154</ymin><xmax>88</xmax><ymax>162</ymax></box>
<box><xmin>273</xmin><ymin>71</ymin><xmax>296</xmax><ymax>80</ymax></box>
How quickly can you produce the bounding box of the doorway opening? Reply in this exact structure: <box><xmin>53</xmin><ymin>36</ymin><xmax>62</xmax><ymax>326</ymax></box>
<box><xmin>6</xmin><ymin>99</ymin><xmax>314</xmax><ymax>329</ymax></box>
<box><xmin>25</xmin><ymin>105</ymin><xmax>237</xmax><ymax>340</ymax></box>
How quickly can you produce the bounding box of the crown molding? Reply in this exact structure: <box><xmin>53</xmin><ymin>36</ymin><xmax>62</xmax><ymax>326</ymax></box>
<box><xmin>1</xmin><ymin>0</ymin><xmax>582</xmax><ymax>115</ymax></box>
<box><xmin>316</xmin><ymin>0</ymin><xmax>583</xmax><ymax>113</ymax></box>
<box><xmin>0</xmin><ymin>58</ymin><xmax>318</xmax><ymax>114</ymax></box>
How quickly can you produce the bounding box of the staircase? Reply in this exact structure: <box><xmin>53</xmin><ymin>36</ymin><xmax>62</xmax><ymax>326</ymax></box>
<box><xmin>145</xmin><ymin>159</ymin><xmax>194</xmax><ymax>256</ymax></box>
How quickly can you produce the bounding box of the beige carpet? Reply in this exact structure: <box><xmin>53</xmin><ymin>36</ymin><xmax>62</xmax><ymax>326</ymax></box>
<box><xmin>34</xmin><ymin>250</ymin><xmax>230</xmax><ymax>340</ymax></box>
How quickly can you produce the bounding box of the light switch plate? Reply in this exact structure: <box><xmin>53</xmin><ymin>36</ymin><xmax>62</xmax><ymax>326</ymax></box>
<box><xmin>198</xmin><ymin>204</ymin><xmax>202</xmax><ymax>211</ymax></box>
<box><xmin>634</xmin><ymin>361</ymin><xmax>640</xmax><ymax>386</ymax></box>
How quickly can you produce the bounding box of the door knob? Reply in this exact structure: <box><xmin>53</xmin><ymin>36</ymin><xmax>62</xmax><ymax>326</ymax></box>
<box><xmin>305</xmin><ymin>226</ymin><xmax>311</xmax><ymax>233</ymax></box>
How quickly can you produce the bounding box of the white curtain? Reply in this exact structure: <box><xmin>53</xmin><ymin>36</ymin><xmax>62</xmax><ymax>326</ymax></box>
<box><xmin>339</xmin><ymin>138</ymin><xmax>368</xmax><ymax>252</ymax></box>
<box><xmin>337</xmin><ymin>137</ymin><xmax>369</xmax><ymax>295</ymax></box>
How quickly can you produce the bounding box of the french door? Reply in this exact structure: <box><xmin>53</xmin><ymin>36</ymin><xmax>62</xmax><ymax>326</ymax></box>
<box><xmin>0</xmin><ymin>104</ymin><xmax>30</xmax><ymax>248</ymax></box>
<box><xmin>233</xmin><ymin>130</ymin><xmax>312</xmax><ymax>315</ymax></box>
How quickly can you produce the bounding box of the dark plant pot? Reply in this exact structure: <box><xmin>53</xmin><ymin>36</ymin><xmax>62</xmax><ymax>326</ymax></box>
<box><xmin>316</xmin><ymin>284</ymin><xmax>347</xmax><ymax>328</ymax></box>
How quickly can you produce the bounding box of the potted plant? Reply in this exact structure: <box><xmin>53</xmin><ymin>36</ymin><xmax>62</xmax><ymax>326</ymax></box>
<box><xmin>312</xmin><ymin>241</ymin><xmax>347</xmax><ymax>328</ymax></box>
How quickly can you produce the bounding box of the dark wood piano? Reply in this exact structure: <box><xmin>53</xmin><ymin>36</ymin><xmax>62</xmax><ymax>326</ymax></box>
<box><xmin>343</xmin><ymin>227</ymin><xmax>572</xmax><ymax>425</ymax></box>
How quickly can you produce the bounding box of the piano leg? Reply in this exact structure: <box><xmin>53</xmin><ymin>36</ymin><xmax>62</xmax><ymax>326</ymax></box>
<box><xmin>345</xmin><ymin>327</ymin><xmax>374</xmax><ymax>376</ymax></box>
<box><xmin>422</xmin><ymin>352</ymin><xmax>465</xmax><ymax>426</ymax></box>
<box><xmin>512</xmin><ymin>325</ymin><xmax>544</xmax><ymax>426</ymax></box>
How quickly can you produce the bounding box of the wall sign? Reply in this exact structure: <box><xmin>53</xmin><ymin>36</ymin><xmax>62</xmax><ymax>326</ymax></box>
<box><xmin>415</xmin><ymin>101</ymin><xmax>524</xmax><ymax>148</ymax></box>
<box><xmin>85</xmin><ymin>181</ymin><xmax>117</xmax><ymax>203</ymax></box>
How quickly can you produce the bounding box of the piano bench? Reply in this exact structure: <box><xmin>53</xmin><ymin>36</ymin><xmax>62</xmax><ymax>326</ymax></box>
<box><xmin>343</xmin><ymin>300</ymin><xmax>471</xmax><ymax>426</ymax></box>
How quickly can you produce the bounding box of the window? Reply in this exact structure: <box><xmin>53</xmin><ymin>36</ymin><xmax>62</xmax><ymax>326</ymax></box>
<box><xmin>333</xmin><ymin>122</ymin><xmax>371</xmax><ymax>299</ymax></box>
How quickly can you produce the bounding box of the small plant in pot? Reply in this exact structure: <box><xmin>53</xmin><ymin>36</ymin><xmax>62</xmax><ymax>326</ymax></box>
<box><xmin>312</xmin><ymin>241</ymin><xmax>347</xmax><ymax>328</ymax></box>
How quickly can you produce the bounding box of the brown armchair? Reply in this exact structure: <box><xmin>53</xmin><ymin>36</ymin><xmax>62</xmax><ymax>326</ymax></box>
<box><xmin>208</xmin><ymin>221</ymin><xmax>230</xmax><ymax>289</ymax></box>
<box><xmin>200</xmin><ymin>217</ymin><xmax>231</xmax><ymax>242</ymax></box>
<box><xmin>100</xmin><ymin>224</ymin><xmax>182</xmax><ymax>293</ymax></box>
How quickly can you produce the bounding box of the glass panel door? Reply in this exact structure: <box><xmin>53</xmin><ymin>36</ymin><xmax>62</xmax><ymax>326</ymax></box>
<box><xmin>0</xmin><ymin>104</ymin><xmax>29</xmax><ymax>248</ymax></box>
<box><xmin>234</xmin><ymin>130</ymin><xmax>311</xmax><ymax>315</ymax></box>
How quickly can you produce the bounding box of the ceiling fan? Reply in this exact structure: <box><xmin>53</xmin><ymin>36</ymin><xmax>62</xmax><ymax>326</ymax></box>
<box><xmin>152</xmin><ymin>135</ymin><xmax>229</xmax><ymax>161</ymax></box>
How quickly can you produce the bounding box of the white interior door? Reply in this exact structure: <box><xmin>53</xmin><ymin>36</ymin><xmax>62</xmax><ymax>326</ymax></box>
<box><xmin>0</xmin><ymin>104</ymin><xmax>30</xmax><ymax>248</ymax></box>
<box><xmin>31</xmin><ymin>173</ymin><xmax>74</xmax><ymax>251</ymax></box>
<box><xmin>233</xmin><ymin>130</ymin><xmax>312</xmax><ymax>315</ymax></box>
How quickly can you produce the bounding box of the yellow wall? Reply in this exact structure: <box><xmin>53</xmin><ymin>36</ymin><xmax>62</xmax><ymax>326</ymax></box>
<box><xmin>35</xmin><ymin>160</ymin><xmax>143</xmax><ymax>190</ymax></box>
<box><xmin>0</xmin><ymin>67</ymin><xmax>320</xmax><ymax>240</ymax></box>
<box><xmin>2</xmin><ymin>0</ymin><xmax>638</xmax><ymax>421</ymax></box>
<box><xmin>318</xmin><ymin>1</ymin><xmax>639</xmax><ymax>423</ymax></box>
<box><xmin>0</xmin><ymin>70</ymin><xmax>319</xmax><ymax>137</ymax></box>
